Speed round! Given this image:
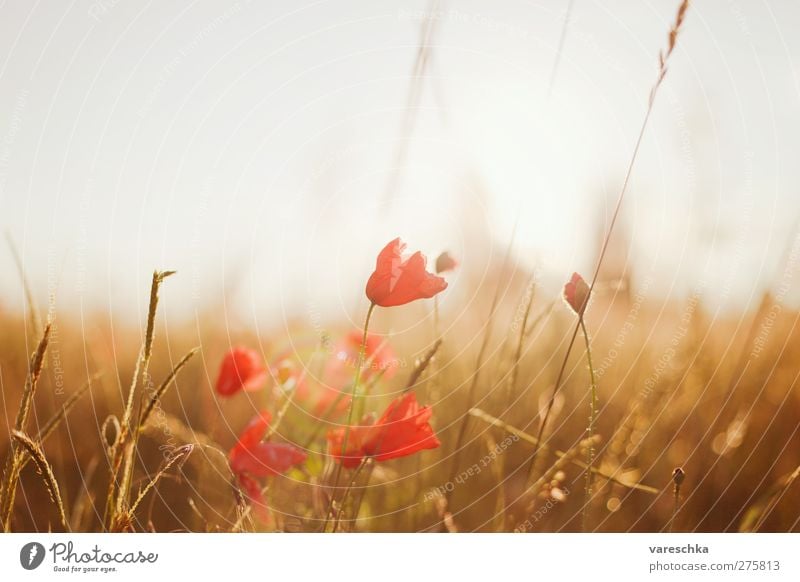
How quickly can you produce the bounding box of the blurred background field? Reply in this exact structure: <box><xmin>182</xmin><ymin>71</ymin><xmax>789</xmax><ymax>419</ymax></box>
<box><xmin>1</xmin><ymin>0</ymin><xmax>800</xmax><ymax>532</ymax></box>
<box><xmin>2</xmin><ymin>244</ymin><xmax>800</xmax><ymax>532</ymax></box>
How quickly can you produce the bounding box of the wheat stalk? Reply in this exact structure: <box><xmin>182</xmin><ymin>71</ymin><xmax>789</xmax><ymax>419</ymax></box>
<box><xmin>11</xmin><ymin>431</ymin><xmax>69</xmax><ymax>531</ymax></box>
<box><xmin>104</xmin><ymin>270</ymin><xmax>175</xmax><ymax>530</ymax></box>
<box><xmin>0</xmin><ymin>323</ymin><xmax>52</xmax><ymax>531</ymax></box>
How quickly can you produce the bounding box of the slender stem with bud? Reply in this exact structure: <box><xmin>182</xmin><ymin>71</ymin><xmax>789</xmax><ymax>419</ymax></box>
<box><xmin>527</xmin><ymin>0</ymin><xmax>690</xmax><ymax>488</ymax></box>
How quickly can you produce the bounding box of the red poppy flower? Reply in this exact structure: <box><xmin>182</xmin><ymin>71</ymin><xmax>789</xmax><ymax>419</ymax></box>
<box><xmin>327</xmin><ymin>392</ymin><xmax>440</xmax><ymax>468</ymax></box>
<box><xmin>229</xmin><ymin>410</ymin><xmax>307</xmax><ymax>478</ymax></box>
<box><xmin>365</xmin><ymin>238</ymin><xmax>448</xmax><ymax>307</ymax></box>
<box><xmin>435</xmin><ymin>251</ymin><xmax>458</xmax><ymax>274</ymax></box>
<box><xmin>563</xmin><ymin>272</ymin><xmax>590</xmax><ymax>317</ymax></box>
<box><xmin>215</xmin><ymin>347</ymin><xmax>267</xmax><ymax>397</ymax></box>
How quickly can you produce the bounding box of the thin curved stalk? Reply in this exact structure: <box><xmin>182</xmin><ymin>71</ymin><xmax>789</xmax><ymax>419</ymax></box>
<box><xmin>580</xmin><ymin>318</ymin><xmax>598</xmax><ymax>532</ymax></box>
<box><xmin>324</xmin><ymin>303</ymin><xmax>376</xmax><ymax>529</ymax></box>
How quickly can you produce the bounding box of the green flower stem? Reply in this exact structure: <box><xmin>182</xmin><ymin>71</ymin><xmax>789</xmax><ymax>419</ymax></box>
<box><xmin>324</xmin><ymin>302</ymin><xmax>375</xmax><ymax>530</ymax></box>
<box><xmin>580</xmin><ymin>317</ymin><xmax>598</xmax><ymax>532</ymax></box>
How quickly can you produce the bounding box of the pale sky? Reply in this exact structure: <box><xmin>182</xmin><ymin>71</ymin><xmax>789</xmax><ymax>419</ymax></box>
<box><xmin>1</xmin><ymin>0</ymin><xmax>799</xmax><ymax>328</ymax></box>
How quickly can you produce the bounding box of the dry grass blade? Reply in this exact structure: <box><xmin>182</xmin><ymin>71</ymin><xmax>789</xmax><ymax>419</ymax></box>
<box><xmin>381</xmin><ymin>0</ymin><xmax>442</xmax><ymax>208</ymax></box>
<box><xmin>5</xmin><ymin>231</ymin><xmax>43</xmax><ymax>335</ymax></box>
<box><xmin>530</xmin><ymin>434</ymin><xmax>601</xmax><ymax>495</ymax></box>
<box><xmin>508</xmin><ymin>279</ymin><xmax>537</xmax><ymax>398</ymax></box>
<box><xmin>469</xmin><ymin>408</ymin><xmax>658</xmax><ymax>494</ymax></box>
<box><xmin>14</xmin><ymin>373</ymin><xmax>101</xmax><ymax>476</ymax></box>
<box><xmin>739</xmin><ymin>464</ymin><xmax>800</xmax><ymax>532</ymax></box>
<box><xmin>405</xmin><ymin>339</ymin><xmax>442</xmax><ymax>392</ymax></box>
<box><xmin>523</xmin><ymin>434</ymin><xmax>602</xmax><ymax>525</ymax></box>
<box><xmin>141</xmin><ymin>411</ymin><xmax>222</xmax><ymax>451</ymax></box>
<box><xmin>128</xmin><ymin>444</ymin><xmax>193</xmax><ymax>517</ymax></box>
<box><xmin>11</xmin><ymin>430</ymin><xmax>69</xmax><ymax>531</ymax></box>
<box><xmin>139</xmin><ymin>347</ymin><xmax>199</xmax><ymax>427</ymax></box>
<box><xmin>231</xmin><ymin>480</ymin><xmax>265</xmax><ymax>533</ymax></box>
<box><xmin>36</xmin><ymin>372</ymin><xmax>100</xmax><ymax>443</ymax></box>
<box><xmin>11</xmin><ymin>324</ymin><xmax>52</xmax><ymax>437</ymax></box>
<box><xmin>0</xmin><ymin>323</ymin><xmax>52</xmax><ymax>530</ymax></box>
<box><xmin>546</xmin><ymin>0</ymin><xmax>576</xmax><ymax>100</ymax></box>
<box><xmin>70</xmin><ymin>456</ymin><xmax>100</xmax><ymax>532</ymax></box>
<box><xmin>101</xmin><ymin>415</ymin><xmax>121</xmax><ymax>453</ymax></box>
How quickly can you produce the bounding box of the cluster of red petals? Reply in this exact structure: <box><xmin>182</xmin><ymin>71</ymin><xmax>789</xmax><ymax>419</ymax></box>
<box><xmin>314</xmin><ymin>331</ymin><xmax>398</xmax><ymax>417</ymax></box>
<box><xmin>366</xmin><ymin>238</ymin><xmax>448</xmax><ymax>307</ymax></box>
<box><xmin>563</xmin><ymin>272</ymin><xmax>590</xmax><ymax>317</ymax></box>
<box><xmin>229</xmin><ymin>410</ymin><xmax>307</xmax><ymax>478</ymax></box>
<box><xmin>326</xmin><ymin>392</ymin><xmax>440</xmax><ymax>468</ymax></box>
<box><xmin>215</xmin><ymin>347</ymin><xmax>267</xmax><ymax>397</ymax></box>
<box><xmin>229</xmin><ymin>410</ymin><xmax>307</xmax><ymax>521</ymax></box>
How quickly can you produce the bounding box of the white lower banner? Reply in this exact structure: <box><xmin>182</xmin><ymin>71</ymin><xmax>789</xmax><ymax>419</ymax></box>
<box><xmin>0</xmin><ymin>533</ymin><xmax>796</xmax><ymax>581</ymax></box>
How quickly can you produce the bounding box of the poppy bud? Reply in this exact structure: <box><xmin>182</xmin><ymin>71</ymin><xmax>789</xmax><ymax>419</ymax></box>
<box><xmin>563</xmin><ymin>272</ymin><xmax>590</xmax><ymax>317</ymax></box>
<box><xmin>435</xmin><ymin>251</ymin><xmax>458</xmax><ymax>274</ymax></box>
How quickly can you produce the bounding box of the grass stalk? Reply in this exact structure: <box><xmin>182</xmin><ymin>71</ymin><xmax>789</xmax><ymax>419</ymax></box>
<box><xmin>139</xmin><ymin>347</ymin><xmax>198</xmax><ymax>427</ymax></box>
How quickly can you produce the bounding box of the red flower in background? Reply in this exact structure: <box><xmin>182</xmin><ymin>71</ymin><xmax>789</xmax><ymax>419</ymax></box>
<box><xmin>366</xmin><ymin>238</ymin><xmax>448</xmax><ymax>307</ymax></box>
<box><xmin>314</xmin><ymin>331</ymin><xmax>398</xmax><ymax>417</ymax></box>
<box><xmin>228</xmin><ymin>411</ymin><xmax>306</xmax><ymax>525</ymax></box>
<box><xmin>236</xmin><ymin>473</ymin><xmax>273</xmax><ymax>525</ymax></box>
<box><xmin>435</xmin><ymin>251</ymin><xmax>458</xmax><ymax>274</ymax></box>
<box><xmin>215</xmin><ymin>347</ymin><xmax>267</xmax><ymax>397</ymax></box>
<box><xmin>327</xmin><ymin>392</ymin><xmax>440</xmax><ymax>468</ymax></box>
<box><xmin>229</xmin><ymin>410</ymin><xmax>308</xmax><ymax>478</ymax></box>
<box><xmin>563</xmin><ymin>272</ymin><xmax>590</xmax><ymax>317</ymax></box>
